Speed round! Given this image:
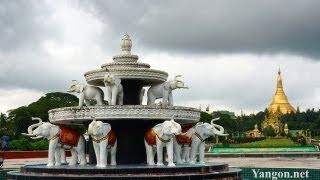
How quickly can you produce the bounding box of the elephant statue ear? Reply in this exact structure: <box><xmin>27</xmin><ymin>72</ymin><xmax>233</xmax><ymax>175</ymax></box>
<box><xmin>164</xmin><ymin>82</ymin><xmax>170</xmax><ymax>90</ymax></box>
<box><xmin>115</xmin><ymin>78</ymin><xmax>121</xmax><ymax>86</ymax></box>
<box><xmin>91</xmin><ymin>116</ymin><xmax>96</xmax><ymax>122</ymax></box>
<box><xmin>79</xmin><ymin>84</ymin><xmax>85</xmax><ymax>92</ymax></box>
<box><xmin>102</xmin><ymin>123</ymin><xmax>112</xmax><ymax>134</ymax></box>
<box><xmin>153</xmin><ymin>123</ymin><xmax>164</xmax><ymax>137</ymax></box>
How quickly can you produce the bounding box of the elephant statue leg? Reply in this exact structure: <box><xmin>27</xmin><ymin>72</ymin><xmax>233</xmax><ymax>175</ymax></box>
<box><xmin>189</xmin><ymin>140</ymin><xmax>201</xmax><ymax>164</ymax></box>
<box><xmin>48</xmin><ymin>140</ymin><xmax>58</xmax><ymax>166</ymax></box>
<box><xmin>55</xmin><ymin>147</ymin><xmax>61</xmax><ymax>166</ymax></box>
<box><xmin>198</xmin><ymin>142</ymin><xmax>206</xmax><ymax>164</ymax></box>
<box><xmin>69</xmin><ymin>149</ymin><xmax>78</xmax><ymax>165</ymax></box>
<box><xmin>99</xmin><ymin>141</ymin><xmax>108</xmax><ymax>167</ymax></box>
<box><xmin>173</xmin><ymin>139</ymin><xmax>183</xmax><ymax>164</ymax></box>
<box><xmin>93</xmin><ymin>142</ymin><xmax>100</xmax><ymax>167</ymax></box>
<box><xmin>168</xmin><ymin>92</ymin><xmax>173</xmax><ymax>106</ymax></box>
<box><xmin>147</xmin><ymin>94</ymin><xmax>156</xmax><ymax>105</ymax></box>
<box><xmin>110</xmin><ymin>141</ymin><xmax>117</xmax><ymax>165</ymax></box>
<box><xmin>166</xmin><ymin>141</ymin><xmax>175</xmax><ymax>166</ymax></box>
<box><xmin>144</xmin><ymin>139</ymin><xmax>155</xmax><ymax>165</ymax></box>
<box><xmin>117</xmin><ymin>94</ymin><xmax>123</xmax><ymax>105</ymax></box>
<box><xmin>79</xmin><ymin>94</ymin><xmax>85</xmax><ymax>107</ymax></box>
<box><xmin>60</xmin><ymin>148</ymin><xmax>67</xmax><ymax>164</ymax></box>
<box><xmin>182</xmin><ymin>146</ymin><xmax>190</xmax><ymax>162</ymax></box>
<box><xmin>77</xmin><ymin>139</ymin><xmax>87</xmax><ymax>165</ymax></box>
<box><xmin>156</xmin><ymin>139</ymin><xmax>165</xmax><ymax>166</ymax></box>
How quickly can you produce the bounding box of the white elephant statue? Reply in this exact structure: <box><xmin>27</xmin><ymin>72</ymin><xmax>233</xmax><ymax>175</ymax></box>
<box><xmin>21</xmin><ymin>117</ymin><xmax>86</xmax><ymax>166</ymax></box>
<box><xmin>104</xmin><ymin>73</ymin><xmax>124</xmax><ymax>105</ymax></box>
<box><xmin>147</xmin><ymin>75</ymin><xmax>188</xmax><ymax>106</ymax></box>
<box><xmin>88</xmin><ymin>117</ymin><xmax>117</xmax><ymax>167</ymax></box>
<box><xmin>174</xmin><ymin>118</ymin><xmax>228</xmax><ymax>164</ymax></box>
<box><xmin>144</xmin><ymin>116</ymin><xmax>182</xmax><ymax>166</ymax></box>
<box><xmin>67</xmin><ymin>80</ymin><xmax>105</xmax><ymax>108</ymax></box>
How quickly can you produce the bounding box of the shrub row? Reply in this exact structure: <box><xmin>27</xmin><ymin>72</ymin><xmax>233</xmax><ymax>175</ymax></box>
<box><xmin>9</xmin><ymin>137</ymin><xmax>49</xmax><ymax>151</ymax></box>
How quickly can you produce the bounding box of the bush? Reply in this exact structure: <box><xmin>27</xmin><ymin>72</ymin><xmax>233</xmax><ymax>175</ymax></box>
<box><xmin>10</xmin><ymin>137</ymin><xmax>49</xmax><ymax>151</ymax></box>
<box><xmin>10</xmin><ymin>137</ymin><xmax>32</xmax><ymax>151</ymax></box>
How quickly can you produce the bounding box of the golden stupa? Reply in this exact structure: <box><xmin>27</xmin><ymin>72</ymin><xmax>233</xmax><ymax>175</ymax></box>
<box><xmin>268</xmin><ymin>68</ymin><xmax>296</xmax><ymax>114</ymax></box>
<box><xmin>262</xmin><ymin>69</ymin><xmax>296</xmax><ymax>135</ymax></box>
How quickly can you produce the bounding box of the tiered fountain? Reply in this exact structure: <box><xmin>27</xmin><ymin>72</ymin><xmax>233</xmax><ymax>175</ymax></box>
<box><xmin>7</xmin><ymin>34</ymin><xmax>241</xmax><ymax>179</ymax></box>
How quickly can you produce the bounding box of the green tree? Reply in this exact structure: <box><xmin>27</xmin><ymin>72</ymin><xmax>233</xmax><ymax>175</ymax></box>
<box><xmin>0</xmin><ymin>113</ymin><xmax>7</xmax><ymax>128</ymax></box>
<box><xmin>7</xmin><ymin>92</ymin><xmax>78</xmax><ymax>139</ymax></box>
<box><xmin>263</xmin><ymin>126</ymin><xmax>276</xmax><ymax>137</ymax></box>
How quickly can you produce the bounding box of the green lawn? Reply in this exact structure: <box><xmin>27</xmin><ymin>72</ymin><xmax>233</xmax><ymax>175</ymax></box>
<box><xmin>229</xmin><ymin>138</ymin><xmax>299</xmax><ymax>147</ymax></box>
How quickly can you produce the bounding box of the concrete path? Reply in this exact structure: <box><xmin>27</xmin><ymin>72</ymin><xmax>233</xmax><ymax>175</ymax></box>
<box><xmin>207</xmin><ymin>157</ymin><xmax>320</xmax><ymax>169</ymax></box>
<box><xmin>2</xmin><ymin>157</ymin><xmax>320</xmax><ymax>169</ymax></box>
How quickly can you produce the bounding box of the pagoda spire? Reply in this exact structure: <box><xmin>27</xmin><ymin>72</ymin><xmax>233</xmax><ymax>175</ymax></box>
<box><xmin>268</xmin><ymin>68</ymin><xmax>296</xmax><ymax>114</ymax></box>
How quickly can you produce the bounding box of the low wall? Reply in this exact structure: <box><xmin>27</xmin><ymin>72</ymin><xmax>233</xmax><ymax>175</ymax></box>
<box><xmin>0</xmin><ymin>151</ymin><xmax>71</xmax><ymax>159</ymax></box>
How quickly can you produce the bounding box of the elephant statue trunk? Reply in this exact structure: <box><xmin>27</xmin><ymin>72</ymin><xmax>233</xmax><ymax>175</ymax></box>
<box><xmin>211</xmin><ymin>118</ymin><xmax>228</xmax><ymax>136</ymax></box>
<box><xmin>21</xmin><ymin>117</ymin><xmax>44</xmax><ymax>139</ymax></box>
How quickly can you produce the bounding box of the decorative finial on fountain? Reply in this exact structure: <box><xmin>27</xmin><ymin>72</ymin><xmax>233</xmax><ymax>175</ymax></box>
<box><xmin>121</xmin><ymin>33</ymin><xmax>132</xmax><ymax>55</ymax></box>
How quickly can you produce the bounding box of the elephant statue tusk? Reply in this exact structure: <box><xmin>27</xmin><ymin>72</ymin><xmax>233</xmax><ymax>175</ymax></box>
<box><xmin>21</xmin><ymin>133</ymin><xmax>36</xmax><ymax>137</ymax></box>
<box><xmin>30</xmin><ymin>136</ymin><xmax>44</xmax><ymax>140</ymax></box>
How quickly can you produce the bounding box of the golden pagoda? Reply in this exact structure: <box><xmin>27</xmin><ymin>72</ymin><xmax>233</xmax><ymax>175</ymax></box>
<box><xmin>262</xmin><ymin>69</ymin><xmax>296</xmax><ymax>135</ymax></box>
<box><xmin>268</xmin><ymin>68</ymin><xmax>296</xmax><ymax>114</ymax></box>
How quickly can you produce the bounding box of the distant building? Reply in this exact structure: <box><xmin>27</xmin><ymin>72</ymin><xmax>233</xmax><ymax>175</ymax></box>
<box><xmin>245</xmin><ymin>124</ymin><xmax>263</xmax><ymax>138</ymax></box>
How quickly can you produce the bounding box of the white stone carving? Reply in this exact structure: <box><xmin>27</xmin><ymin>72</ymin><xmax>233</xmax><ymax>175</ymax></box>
<box><xmin>21</xmin><ymin>117</ymin><xmax>86</xmax><ymax>166</ymax></box>
<box><xmin>49</xmin><ymin>105</ymin><xmax>200</xmax><ymax>125</ymax></box>
<box><xmin>144</xmin><ymin>116</ymin><xmax>182</xmax><ymax>166</ymax></box>
<box><xmin>103</xmin><ymin>73</ymin><xmax>124</xmax><ymax>105</ymax></box>
<box><xmin>174</xmin><ymin>118</ymin><xmax>228</xmax><ymax>164</ymax></box>
<box><xmin>67</xmin><ymin>80</ymin><xmax>105</xmax><ymax>108</ymax></box>
<box><xmin>147</xmin><ymin>75</ymin><xmax>188</xmax><ymax>106</ymax></box>
<box><xmin>88</xmin><ymin>117</ymin><xmax>117</xmax><ymax>167</ymax></box>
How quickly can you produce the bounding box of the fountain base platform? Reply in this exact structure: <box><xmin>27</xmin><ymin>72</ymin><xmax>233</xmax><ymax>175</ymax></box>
<box><xmin>7</xmin><ymin>163</ymin><xmax>241</xmax><ymax>179</ymax></box>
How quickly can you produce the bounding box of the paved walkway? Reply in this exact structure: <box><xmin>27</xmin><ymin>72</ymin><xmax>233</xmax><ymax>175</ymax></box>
<box><xmin>2</xmin><ymin>157</ymin><xmax>320</xmax><ymax>169</ymax></box>
<box><xmin>207</xmin><ymin>157</ymin><xmax>320</xmax><ymax>169</ymax></box>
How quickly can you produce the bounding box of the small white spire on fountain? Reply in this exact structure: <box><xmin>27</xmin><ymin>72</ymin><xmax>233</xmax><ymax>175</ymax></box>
<box><xmin>121</xmin><ymin>33</ymin><xmax>132</xmax><ymax>55</ymax></box>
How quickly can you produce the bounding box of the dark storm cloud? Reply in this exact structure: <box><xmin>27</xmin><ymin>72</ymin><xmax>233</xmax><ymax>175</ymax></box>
<box><xmin>0</xmin><ymin>0</ymin><xmax>59</xmax><ymax>53</ymax></box>
<box><xmin>79</xmin><ymin>0</ymin><xmax>320</xmax><ymax>58</ymax></box>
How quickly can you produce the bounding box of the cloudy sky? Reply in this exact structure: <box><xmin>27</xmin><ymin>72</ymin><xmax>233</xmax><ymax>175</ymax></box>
<box><xmin>1</xmin><ymin>0</ymin><xmax>320</xmax><ymax>115</ymax></box>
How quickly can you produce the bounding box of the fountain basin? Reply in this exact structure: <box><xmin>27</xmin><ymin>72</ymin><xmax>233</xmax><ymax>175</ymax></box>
<box><xmin>7</xmin><ymin>163</ymin><xmax>242</xmax><ymax>180</ymax></box>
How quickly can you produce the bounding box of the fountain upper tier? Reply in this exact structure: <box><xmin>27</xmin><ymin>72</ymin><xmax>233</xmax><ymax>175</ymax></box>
<box><xmin>84</xmin><ymin>33</ymin><xmax>168</xmax><ymax>86</ymax></box>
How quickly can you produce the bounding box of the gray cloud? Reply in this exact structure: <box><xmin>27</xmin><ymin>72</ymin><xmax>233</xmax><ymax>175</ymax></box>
<box><xmin>0</xmin><ymin>0</ymin><xmax>59</xmax><ymax>53</ymax></box>
<box><xmin>79</xmin><ymin>0</ymin><xmax>320</xmax><ymax>58</ymax></box>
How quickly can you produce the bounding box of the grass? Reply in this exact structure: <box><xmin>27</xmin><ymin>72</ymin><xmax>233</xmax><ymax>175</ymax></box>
<box><xmin>229</xmin><ymin>138</ymin><xmax>300</xmax><ymax>147</ymax></box>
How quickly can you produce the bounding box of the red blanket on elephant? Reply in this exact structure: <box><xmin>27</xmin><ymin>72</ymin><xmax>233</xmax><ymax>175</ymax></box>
<box><xmin>176</xmin><ymin>126</ymin><xmax>192</xmax><ymax>145</ymax></box>
<box><xmin>107</xmin><ymin>130</ymin><xmax>117</xmax><ymax>146</ymax></box>
<box><xmin>59</xmin><ymin>127</ymin><xmax>80</xmax><ymax>147</ymax></box>
<box><xmin>145</xmin><ymin>129</ymin><xmax>156</xmax><ymax>145</ymax></box>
